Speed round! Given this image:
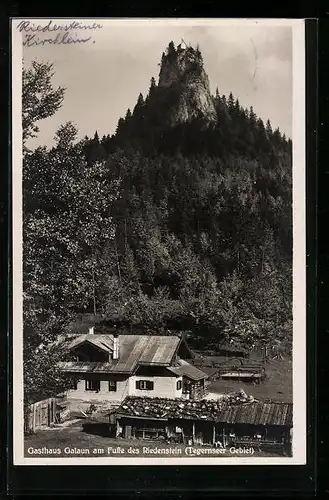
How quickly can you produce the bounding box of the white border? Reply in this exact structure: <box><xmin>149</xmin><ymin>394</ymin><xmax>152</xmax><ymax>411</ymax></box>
<box><xmin>12</xmin><ymin>18</ymin><xmax>306</xmax><ymax>466</ymax></box>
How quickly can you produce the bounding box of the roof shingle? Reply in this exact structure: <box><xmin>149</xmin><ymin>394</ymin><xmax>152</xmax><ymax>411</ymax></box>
<box><xmin>167</xmin><ymin>359</ymin><xmax>207</xmax><ymax>380</ymax></box>
<box><xmin>116</xmin><ymin>396</ymin><xmax>293</xmax><ymax>427</ymax></box>
<box><xmin>61</xmin><ymin>334</ymin><xmax>181</xmax><ymax>373</ymax></box>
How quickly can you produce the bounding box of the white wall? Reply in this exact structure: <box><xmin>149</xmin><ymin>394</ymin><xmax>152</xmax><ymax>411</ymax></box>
<box><xmin>130</xmin><ymin>375</ymin><xmax>183</xmax><ymax>399</ymax></box>
<box><xmin>66</xmin><ymin>375</ymin><xmax>130</xmax><ymax>403</ymax></box>
<box><xmin>65</xmin><ymin>374</ymin><xmax>183</xmax><ymax>401</ymax></box>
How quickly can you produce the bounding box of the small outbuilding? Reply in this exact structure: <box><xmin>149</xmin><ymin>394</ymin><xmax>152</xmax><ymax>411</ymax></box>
<box><xmin>110</xmin><ymin>396</ymin><xmax>293</xmax><ymax>455</ymax></box>
<box><xmin>218</xmin><ymin>361</ymin><xmax>266</xmax><ymax>383</ymax></box>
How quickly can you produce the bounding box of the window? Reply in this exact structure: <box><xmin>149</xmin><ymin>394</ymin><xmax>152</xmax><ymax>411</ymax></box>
<box><xmin>108</xmin><ymin>380</ymin><xmax>117</xmax><ymax>392</ymax></box>
<box><xmin>136</xmin><ymin>380</ymin><xmax>154</xmax><ymax>391</ymax></box>
<box><xmin>85</xmin><ymin>379</ymin><xmax>100</xmax><ymax>391</ymax></box>
<box><xmin>176</xmin><ymin>379</ymin><xmax>182</xmax><ymax>390</ymax></box>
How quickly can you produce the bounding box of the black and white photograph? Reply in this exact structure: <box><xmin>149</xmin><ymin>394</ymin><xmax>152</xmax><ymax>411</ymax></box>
<box><xmin>12</xmin><ymin>18</ymin><xmax>306</xmax><ymax>465</ymax></box>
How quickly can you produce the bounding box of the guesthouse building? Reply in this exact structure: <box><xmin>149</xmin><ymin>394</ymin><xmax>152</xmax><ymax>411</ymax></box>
<box><xmin>57</xmin><ymin>329</ymin><xmax>208</xmax><ymax>404</ymax></box>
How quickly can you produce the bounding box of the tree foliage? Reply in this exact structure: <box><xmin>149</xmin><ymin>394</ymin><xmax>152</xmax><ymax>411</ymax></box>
<box><xmin>22</xmin><ymin>61</ymin><xmax>65</xmax><ymax>145</ymax></box>
<box><xmin>23</xmin><ymin>66</ymin><xmax>120</xmax><ymax>403</ymax></box>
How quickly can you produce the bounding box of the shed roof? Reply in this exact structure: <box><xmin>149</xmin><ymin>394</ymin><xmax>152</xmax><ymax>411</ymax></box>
<box><xmin>116</xmin><ymin>396</ymin><xmax>293</xmax><ymax>427</ymax></box>
<box><xmin>221</xmin><ymin>372</ymin><xmax>263</xmax><ymax>379</ymax></box>
<box><xmin>220</xmin><ymin>364</ymin><xmax>264</xmax><ymax>372</ymax></box>
<box><xmin>167</xmin><ymin>359</ymin><xmax>207</xmax><ymax>381</ymax></box>
<box><xmin>60</xmin><ymin>334</ymin><xmax>182</xmax><ymax>374</ymax></box>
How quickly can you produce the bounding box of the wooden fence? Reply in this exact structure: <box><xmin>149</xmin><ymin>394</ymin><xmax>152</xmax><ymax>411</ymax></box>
<box><xmin>25</xmin><ymin>397</ymin><xmax>57</xmax><ymax>433</ymax></box>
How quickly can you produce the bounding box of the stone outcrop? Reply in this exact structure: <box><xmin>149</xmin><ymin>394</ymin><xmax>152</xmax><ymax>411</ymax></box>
<box><xmin>157</xmin><ymin>42</ymin><xmax>217</xmax><ymax>126</ymax></box>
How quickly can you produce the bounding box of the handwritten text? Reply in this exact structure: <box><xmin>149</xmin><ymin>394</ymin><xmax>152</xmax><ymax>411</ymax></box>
<box><xmin>17</xmin><ymin>20</ymin><xmax>102</xmax><ymax>33</ymax></box>
<box><xmin>17</xmin><ymin>20</ymin><xmax>102</xmax><ymax>47</ymax></box>
<box><xmin>23</xmin><ymin>33</ymin><xmax>92</xmax><ymax>47</ymax></box>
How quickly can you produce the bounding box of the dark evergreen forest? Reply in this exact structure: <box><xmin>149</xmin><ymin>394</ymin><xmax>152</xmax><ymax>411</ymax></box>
<box><xmin>81</xmin><ymin>72</ymin><xmax>292</xmax><ymax>354</ymax></box>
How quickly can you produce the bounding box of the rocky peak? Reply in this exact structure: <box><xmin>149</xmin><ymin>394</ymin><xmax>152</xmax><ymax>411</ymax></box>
<box><xmin>157</xmin><ymin>42</ymin><xmax>217</xmax><ymax>125</ymax></box>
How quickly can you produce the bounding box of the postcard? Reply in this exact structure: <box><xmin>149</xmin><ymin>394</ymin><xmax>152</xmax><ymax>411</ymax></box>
<box><xmin>11</xmin><ymin>17</ymin><xmax>306</xmax><ymax>465</ymax></box>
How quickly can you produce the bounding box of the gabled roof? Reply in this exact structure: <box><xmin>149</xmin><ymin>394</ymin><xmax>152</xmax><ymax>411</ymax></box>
<box><xmin>167</xmin><ymin>359</ymin><xmax>207</xmax><ymax>381</ymax></box>
<box><xmin>61</xmin><ymin>334</ymin><xmax>182</xmax><ymax>374</ymax></box>
<box><xmin>116</xmin><ymin>396</ymin><xmax>293</xmax><ymax>427</ymax></box>
<box><xmin>68</xmin><ymin>334</ymin><xmax>114</xmax><ymax>353</ymax></box>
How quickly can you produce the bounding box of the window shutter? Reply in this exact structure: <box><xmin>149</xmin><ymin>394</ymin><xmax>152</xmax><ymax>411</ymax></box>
<box><xmin>136</xmin><ymin>381</ymin><xmax>140</xmax><ymax>390</ymax></box>
<box><xmin>109</xmin><ymin>381</ymin><xmax>117</xmax><ymax>392</ymax></box>
<box><xmin>147</xmin><ymin>381</ymin><xmax>154</xmax><ymax>390</ymax></box>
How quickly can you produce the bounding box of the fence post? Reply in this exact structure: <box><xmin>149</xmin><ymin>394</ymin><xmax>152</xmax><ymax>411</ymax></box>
<box><xmin>32</xmin><ymin>403</ymin><xmax>36</xmax><ymax>433</ymax></box>
<box><xmin>47</xmin><ymin>399</ymin><xmax>50</xmax><ymax>426</ymax></box>
<box><xmin>52</xmin><ymin>398</ymin><xmax>55</xmax><ymax>425</ymax></box>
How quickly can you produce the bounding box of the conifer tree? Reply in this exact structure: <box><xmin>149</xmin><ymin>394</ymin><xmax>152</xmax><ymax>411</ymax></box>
<box><xmin>228</xmin><ymin>92</ymin><xmax>235</xmax><ymax>111</ymax></box>
<box><xmin>249</xmin><ymin>106</ymin><xmax>257</xmax><ymax>125</ymax></box>
<box><xmin>136</xmin><ymin>93</ymin><xmax>144</xmax><ymax>108</ymax></box>
<box><xmin>234</xmin><ymin>99</ymin><xmax>240</xmax><ymax>114</ymax></box>
<box><xmin>257</xmin><ymin>118</ymin><xmax>265</xmax><ymax>130</ymax></box>
<box><xmin>85</xmin><ymin>129</ymin><xmax>107</xmax><ymax>165</ymax></box>
<box><xmin>148</xmin><ymin>77</ymin><xmax>156</xmax><ymax>98</ymax></box>
<box><xmin>273</xmin><ymin>127</ymin><xmax>281</xmax><ymax>144</ymax></box>
<box><xmin>266</xmin><ymin>119</ymin><xmax>273</xmax><ymax>135</ymax></box>
<box><xmin>116</xmin><ymin>117</ymin><xmax>125</xmax><ymax>135</ymax></box>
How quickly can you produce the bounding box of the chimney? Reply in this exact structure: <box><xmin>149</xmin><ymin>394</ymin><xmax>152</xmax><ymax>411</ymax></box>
<box><xmin>113</xmin><ymin>332</ymin><xmax>119</xmax><ymax>360</ymax></box>
<box><xmin>88</xmin><ymin>326</ymin><xmax>95</xmax><ymax>335</ymax></box>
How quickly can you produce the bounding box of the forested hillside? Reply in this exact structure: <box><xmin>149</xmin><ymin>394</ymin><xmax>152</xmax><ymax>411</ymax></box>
<box><xmin>23</xmin><ymin>43</ymin><xmax>292</xmax><ymax>402</ymax></box>
<box><xmin>82</xmin><ymin>42</ymin><xmax>292</xmax><ymax>352</ymax></box>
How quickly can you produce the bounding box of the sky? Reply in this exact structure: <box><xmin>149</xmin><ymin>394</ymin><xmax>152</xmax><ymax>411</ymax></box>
<box><xmin>22</xmin><ymin>20</ymin><xmax>293</xmax><ymax>148</ymax></box>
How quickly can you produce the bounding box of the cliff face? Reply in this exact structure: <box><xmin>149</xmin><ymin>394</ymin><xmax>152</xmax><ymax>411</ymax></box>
<box><xmin>157</xmin><ymin>43</ymin><xmax>217</xmax><ymax>125</ymax></box>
